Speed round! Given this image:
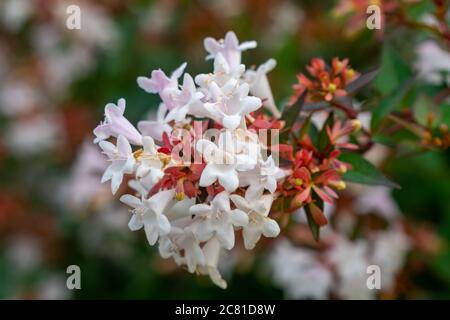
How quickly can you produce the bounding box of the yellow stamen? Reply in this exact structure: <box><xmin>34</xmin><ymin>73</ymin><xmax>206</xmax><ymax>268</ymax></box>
<box><xmin>175</xmin><ymin>192</ymin><xmax>185</xmax><ymax>201</ymax></box>
<box><xmin>331</xmin><ymin>181</ymin><xmax>346</xmax><ymax>190</ymax></box>
<box><xmin>350</xmin><ymin>119</ymin><xmax>362</xmax><ymax>132</ymax></box>
<box><xmin>346</xmin><ymin>68</ymin><xmax>355</xmax><ymax>79</ymax></box>
<box><xmin>328</xmin><ymin>83</ymin><xmax>337</xmax><ymax>93</ymax></box>
<box><xmin>158</xmin><ymin>153</ymin><xmax>171</xmax><ymax>167</ymax></box>
<box><xmin>133</xmin><ymin>148</ymin><xmax>144</xmax><ymax>159</ymax></box>
<box><xmin>337</xmin><ymin>164</ymin><xmax>347</xmax><ymax>174</ymax></box>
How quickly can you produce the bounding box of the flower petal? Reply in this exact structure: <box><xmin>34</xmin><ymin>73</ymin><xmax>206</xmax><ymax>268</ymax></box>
<box><xmin>262</xmin><ymin>218</ymin><xmax>280</xmax><ymax>238</ymax></box>
<box><xmin>199</xmin><ymin>164</ymin><xmax>219</xmax><ymax>187</ymax></box>
<box><xmin>128</xmin><ymin>214</ymin><xmax>143</xmax><ymax>231</ymax></box>
<box><xmin>120</xmin><ymin>194</ymin><xmax>141</xmax><ymax>208</ymax></box>
<box><xmin>242</xmin><ymin>226</ymin><xmax>261</xmax><ymax>250</ymax></box>
<box><xmin>231</xmin><ymin>209</ymin><xmax>249</xmax><ymax>227</ymax></box>
<box><xmin>216</xmin><ymin>224</ymin><xmax>235</xmax><ymax>250</ymax></box>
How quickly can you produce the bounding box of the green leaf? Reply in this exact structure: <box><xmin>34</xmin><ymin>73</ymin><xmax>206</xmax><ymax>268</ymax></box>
<box><xmin>339</xmin><ymin>152</ymin><xmax>400</xmax><ymax>188</ymax></box>
<box><xmin>413</xmin><ymin>94</ymin><xmax>441</xmax><ymax>126</ymax></box>
<box><xmin>303</xmin><ymin>101</ymin><xmax>330</xmax><ymax>112</ymax></box>
<box><xmin>318</xmin><ymin>112</ymin><xmax>334</xmax><ymax>151</ymax></box>
<box><xmin>298</xmin><ymin>113</ymin><xmax>313</xmax><ymax>140</ymax></box>
<box><xmin>304</xmin><ymin>203</ymin><xmax>321</xmax><ymax>241</ymax></box>
<box><xmin>279</xmin><ymin>91</ymin><xmax>306</xmax><ymax>143</ymax></box>
<box><xmin>374</xmin><ymin>45</ymin><xmax>412</xmax><ymax>95</ymax></box>
<box><xmin>371</xmin><ymin>80</ymin><xmax>414</xmax><ymax>131</ymax></box>
<box><xmin>346</xmin><ymin>67</ymin><xmax>379</xmax><ymax>95</ymax></box>
<box><xmin>308</xmin><ymin>121</ymin><xmax>320</xmax><ymax>146</ymax></box>
<box><xmin>442</xmin><ymin>103</ymin><xmax>450</xmax><ymax>127</ymax></box>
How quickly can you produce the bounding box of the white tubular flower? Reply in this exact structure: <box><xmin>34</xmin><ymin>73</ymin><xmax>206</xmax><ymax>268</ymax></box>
<box><xmin>197</xmin><ymin>131</ymin><xmax>256</xmax><ymax>192</ymax></box>
<box><xmin>239</xmin><ymin>155</ymin><xmax>284</xmax><ymax>199</ymax></box>
<box><xmin>196</xmin><ymin>53</ymin><xmax>244</xmax><ymax>89</ymax></box>
<box><xmin>163</xmin><ymin>224</ymin><xmax>205</xmax><ymax>273</ymax></box>
<box><xmin>138</xmin><ymin>103</ymin><xmax>171</xmax><ymax>142</ymax></box>
<box><xmin>137</xmin><ymin>62</ymin><xmax>187</xmax><ymax>110</ymax></box>
<box><xmin>128</xmin><ymin>179</ymin><xmax>148</xmax><ymax>198</ymax></box>
<box><xmin>189</xmin><ymin>191</ymin><xmax>248</xmax><ymax>250</ymax></box>
<box><xmin>158</xmin><ymin>232</ymin><xmax>187</xmax><ymax>267</ymax></box>
<box><xmin>120</xmin><ymin>189</ymin><xmax>175</xmax><ymax>246</ymax></box>
<box><xmin>230</xmin><ymin>189</ymin><xmax>279</xmax><ymax>250</ymax></box>
<box><xmin>232</xmin><ymin>128</ymin><xmax>261</xmax><ymax>169</ymax></box>
<box><xmin>135</xmin><ymin>136</ymin><xmax>164</xmax><ymax>184</ymax></box>
<box><xmin>202</xmin><ymin>79</ymin><xmax>261</xmax><ymax>130</ymax></box>
<box><xmin>165</xmin><ymin>73</ymin><xmax>205</xmax><ymax>122</ymax></box>
<box><xmin>204</xmin><ymin>31</ymin><xmax>257</xmax><ymax>71</ymax></box>
<box><xmin>197</xmin><ymin>237</ymin><xmax>227</xmax><ymax>289</ymax></box>
<box><xmin>100</xmin><ymin>135</ymin><xmax>136</xmax><ymax>195</ymax></box>
<box><xmin>94</xmin><ymin>98</ymin><xmax>142</xmax><ymax>145</ymax></box>
<box><xmin>244</xmin><ymin>59</ymin><xmax>281</xmax><ymax>118</ymax></box>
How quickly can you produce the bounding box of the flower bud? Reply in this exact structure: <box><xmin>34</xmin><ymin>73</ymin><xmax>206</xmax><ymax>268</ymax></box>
<box><xmin>350</xmin><ymin>119</ymin><xmax>362</xmax><ymax>132</ymax></box>
<box><xmin>336</xmin><ymin>163</ymin><xmax>347</xmax><ymax>174</ymax></box>
<box><xmin>346</xmin><ymin>68</ymin><xmax>355</xmax><ymax>79</ymax></box>
<box><xmin>330</xmin><ymin>181</ymin><xmax>346</xmax><ymax>190</ymax></box>
<box><xmin>328</xmin><ymin>83</ymin><xmax>337</xmax><ymax>93</ymax></box>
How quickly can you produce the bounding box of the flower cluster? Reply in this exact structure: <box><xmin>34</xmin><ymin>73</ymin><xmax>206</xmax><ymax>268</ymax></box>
<box><xmin>274</xmin><ymin>114</ymin><xmax>362</xmax><ymax>232</ymax></box>
<box><xmin>289</xmin><ymin>57</ymin><xmax>359</xmax><ymax>104</ymax></box>
<box><xmin>94</xmin><ymin>32</ymin><xmax>285</xmax><ymax>288</ymax></box>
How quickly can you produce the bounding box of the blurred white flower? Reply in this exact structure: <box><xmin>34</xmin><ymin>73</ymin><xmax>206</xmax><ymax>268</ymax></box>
<box><xmin>5</xmin><ymin>236</ymin><xmax>42</xmax><ymax>272</ymax></box>
<box><xmin>415</xmin><ymin>41</ymin><xmax>450</xmax><ymax>86</ymax></box>
<box><xmin>270</xmin><ymin>239</ymin><xmax>332</xmax><ymax>299</ymax></box>
<box><xmin>371</xmin><ymin>227</ymin><xmax>411</xmax><ymax>291</ymax></box>
<box><xmin>354</xmin><ymin>186</ymin><xmax>400</xmax><ymax>220</ymax></box>
<box><xmin>36</xmin><ymin>275</ymin><xmax>71</xmax><ymax>300</ymax></box>
<box><xmin>63</xmin><ymin>140</ymin><xmax>108</xmax><ymax>210</ymax></box>
<box><xmin>326</xmin><ymin>237</ymin><xmax>375</xmax><ymax>300</ymax></box>
<box><xmin>5</xmin><ymin>114</ymin><xmax>62</xmax><ymax>155</ymax></box>
<box><xmin>0</xmin><ymin>79</ymin><xmax>43</xmax><ymax>116</ymax></box>
<box><xmin>265</xmin><ymin>1</ymin><xmax>304</xmax><ymax>49</ymax></box>
<box><xmin>54</xmin><ymin>1</ymin><xmax>119</xmax><ymax>50</ymax></box>
<box><xmin>0</xmin><ymin>0</ymin><xmax>34</xmax><ymax>31</ymax></box>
